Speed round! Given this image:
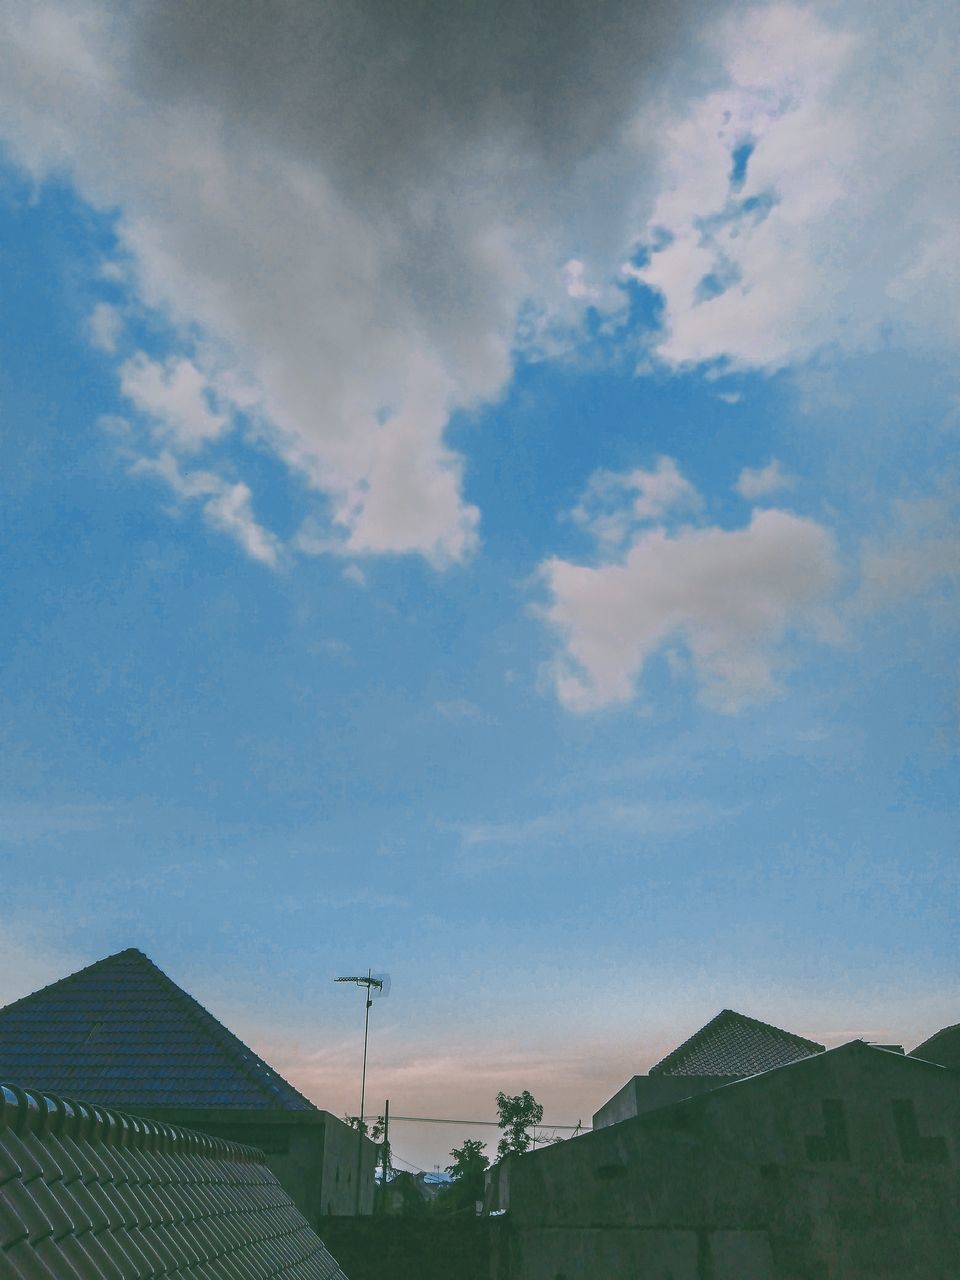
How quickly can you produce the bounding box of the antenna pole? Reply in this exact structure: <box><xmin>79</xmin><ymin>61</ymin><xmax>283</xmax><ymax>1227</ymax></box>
<box><xmin>360</xmin><ymin>968</ymin><xmax>372</xmax><ymax>1133</ymax></box>
<box><xmin>355</xmin><ymin>968</ymin><xmax>373</xmax><ymax>1214</ymax></box>
<box><xmin>335</xmin><ymin>968</ymin><xmax>386</xmax><ymax>1216</ymax></box>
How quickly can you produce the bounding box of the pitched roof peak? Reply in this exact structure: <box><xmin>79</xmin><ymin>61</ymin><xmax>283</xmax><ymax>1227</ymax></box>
<box><xmin>649</xmin><ymin>1008</ymin><xmax>825</xmax><ymax>1079</ymax></box>
<box><xmin>0</xmin><ymin>948</ymin><xmax>316</xmax><ymax>1112</ymax></box>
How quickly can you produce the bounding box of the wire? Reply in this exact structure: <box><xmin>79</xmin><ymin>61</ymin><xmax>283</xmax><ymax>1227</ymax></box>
<box><xmin>386</xmin><ymin>1115</ymin><xmax>591</xmax><ymax>1130</ymax></box>
<box><xmin>388</xmin><ymin>1150</ymin><xmax>428</xmax><ymax>1174</ymax></box>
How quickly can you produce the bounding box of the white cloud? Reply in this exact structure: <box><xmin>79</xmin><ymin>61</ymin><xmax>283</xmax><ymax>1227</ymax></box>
<box><xmin>132</xmin><ymin>452</ymin><xmax>281</xmax><ymax>566</ymax></box>
<box><xmin>0</xmin><ymin>0</ymin><xmax>693</xmax><ymax>565</ymax></box>
<box><xmin>562</xmin><ymin>259</ymin><xmax>600</xmax><ymax>301</ymax></box>
<box><xmin>572</xmin><ymin>457</ymin><xmax>701</xmax><ymax>549</ymax></box>
<box><xmin>86</xmin><ymin>300</ymin><xmax>121</xmax><ymax>353</ymax></box>
<box><xmin>542</xmin><ymin>507</ymin><xmax>839</xmax><ymax>712</ymax></box>
<box><xmin>3</xmin><ymin>0</ymin><xmax>954</xmax><ymax>575</ymax></box>
<box><xmin>631</xmin><ymin>2</ymin><xmax>960</xmax><ymax>370</ymax></box>
<box><xmin>736</xmin><ymin>459</ymin><xmax>794</xmax><ymax>500</ymax></box>
<box><xmin>341</xmin><ymin>564</ymin><xmax>366</xmax><ymax>588</ymax></box>
<box><xmin>119</xmin><ymin>353</ymin><xmax>228</xmax><ymax>449</ymax></box>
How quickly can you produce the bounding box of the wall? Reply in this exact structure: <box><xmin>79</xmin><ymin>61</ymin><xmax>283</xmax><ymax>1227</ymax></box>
<box><xmin>317</xmin><ymin>1216</ymin><xmax>490</xmax><ymax>1280</ymax></box>
<box><xmin>319</xmin><ymin>1108</ymin><xmax>378</xmax><ymax>1217</ymax></box>
<box><xmin>592</xmin><ymin>1073</ymin><xmax>732</xmax><ymax>1128</ymax></box>
<box><xmin>137</xmin><ymin>1107</ymin><xmax>377</xmax><ymax>1223</ymax></box>
<box><xmin>487</xmin><ymin>1044</ymin><xmax>960</xmax><ymax>1280</ymax></box>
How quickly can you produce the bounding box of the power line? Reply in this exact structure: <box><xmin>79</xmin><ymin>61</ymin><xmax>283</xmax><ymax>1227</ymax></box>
<box><xmin>387</xmin><ymin>1115</ymin><xmax>591</xmax><ymax>1131</ymax></box>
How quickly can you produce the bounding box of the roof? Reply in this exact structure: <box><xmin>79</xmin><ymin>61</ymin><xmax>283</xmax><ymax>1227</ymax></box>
<box><xmin>0</xmin><ymin>948</ymin><xmax>316</xmax><ymax>1111</ymax></box>
<box><xmin>648</xmin><ymin>1009</ymin><xmax>825</xmax><ymax>1078</ymax></box>
<box><xmin>0</xmin><ymin>1082</ymin><xmax>348</xmax><ymax>1279</ymax></box>
<box><xmin>912</xmin><ymin>1022</ymin><xmax>960</xmax><ymax>1070</ymax></box>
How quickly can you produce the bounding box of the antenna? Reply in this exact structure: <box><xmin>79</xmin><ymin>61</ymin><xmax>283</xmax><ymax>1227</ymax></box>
<box><xmin>335</xmin><ymin>968</ymin><xmax>389</xmax><ymax>1214</ymax></box>
<box><xmin>371</xmin><ymin>972</ymin><xmax>391</xmax><ymax>999</ymax></box>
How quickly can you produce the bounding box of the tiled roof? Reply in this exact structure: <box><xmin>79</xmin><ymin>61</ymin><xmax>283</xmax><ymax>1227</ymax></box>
<box><xmin>0</xmin><ymin>1082</ymin><xmax>349</xmax><ymax>1278</ymax></box>
<box><xmin>648</xmin><ymin>1009</ymin><xmax>825</xmax><ymax>1078</ymax></box>
<box><xmin>912</xmin><ymin>1022</ymin><xmax>960</xmax><ymax>1070</ymax></box>
<box><xmin>0</xmin><ymin>949</ymin><xmax>316</xmax><ymax>1111</ymax></box>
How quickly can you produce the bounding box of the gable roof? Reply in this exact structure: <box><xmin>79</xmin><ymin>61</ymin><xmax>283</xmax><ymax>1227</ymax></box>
<box><xmin>0</xmin><ymin>948</ymin><xmax>316</xmax><ymax>1111</ymax></box>
<box><xmin>0</xmin><ymin>1083</ymin><xmax>347</xmax><ymax>1278</ymax></box>
<box><xmin>648</xmin><ymin>1009</ymin><xmax>825</xmax><ymax>1079</ymax></box>
<box><xmin>912</xmin><ymin>1022</ymin><xmax>960</xmax><ymax>1070</ymax></box>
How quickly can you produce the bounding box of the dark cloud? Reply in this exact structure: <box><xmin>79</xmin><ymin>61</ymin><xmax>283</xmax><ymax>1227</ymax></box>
<box><xmin>0</xmin><ymin>0</ymin><xmax>707</xmax><ymax>561</ymax></box>
<box><xmin>131</xmin><ymin>0</ymin><xmax>698</xmax><ymax>193</ymax></box>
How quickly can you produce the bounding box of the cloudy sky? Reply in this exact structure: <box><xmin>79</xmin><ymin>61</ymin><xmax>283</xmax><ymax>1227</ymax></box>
<box><xmin>0</xmin><ymin>0</ymin><xmax>957</xmax><ymax>1171</ymax></box>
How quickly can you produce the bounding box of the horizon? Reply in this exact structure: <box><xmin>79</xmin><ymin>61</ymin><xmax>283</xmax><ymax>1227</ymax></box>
<box><xmin>0</xmin><ymin>941</ymin><xmax>948</xmax><ymax>1172</ymax></box>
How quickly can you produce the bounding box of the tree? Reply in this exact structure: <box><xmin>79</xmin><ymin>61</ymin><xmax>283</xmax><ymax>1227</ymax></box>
<box><xmin>495</xmin><ymin>1090</ymin><xmax>544</xmax><ymax>1159</ymax></box>
<box><xmin>443</xmin><ymin>1138</ymin><xmax>489</xmax><ymax>1209</ymax></box>
<box><xmin>343</xmin><ymin>1113</ymin><xmax>386</xmax><ymax>1141</ymax></box>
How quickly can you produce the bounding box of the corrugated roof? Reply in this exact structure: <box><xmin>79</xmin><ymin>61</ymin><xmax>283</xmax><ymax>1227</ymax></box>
<box><xmin>0</xmin><ymin>948</ymin><xmax>316</xmax><ymax>1111</ymax></box>
<box><xmin>648</xmin><ymin>1009</ymin><xmax>825</xmax><ymax>1078</ymax></box>
<box><xmin>0</xmin><ymin>1082</ymin><xmax>348</xmax><ymax>1278</ymax></box>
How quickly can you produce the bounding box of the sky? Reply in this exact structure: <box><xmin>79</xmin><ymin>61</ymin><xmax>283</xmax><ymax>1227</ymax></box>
<box><xmin>0</xmin><ymin>0</ymin><xmax>957</xmax><ymax>1174</ymax></box>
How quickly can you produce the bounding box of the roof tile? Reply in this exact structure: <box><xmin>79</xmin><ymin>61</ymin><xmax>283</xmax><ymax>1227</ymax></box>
<box><xmin>648</xmin><ymin>1008</ymin><xmax>825</xmax><ymax>1078</ymax></box>
<box><xmin>0</xmin><ymin>949</ymin><xmax>314</xmax><ymax>1112</ymax></box>
<box><xmin>0</xmin><ymin>1085</ymin><xmax>349</xmax><ymax>1278</ymax></box>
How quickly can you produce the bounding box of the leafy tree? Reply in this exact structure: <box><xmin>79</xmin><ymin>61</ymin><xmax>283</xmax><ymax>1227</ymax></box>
<box><xmin>343</xmin><ymin>1113</ymin><xmax>387</xmax><ymax>1141</ymax></box>
<box><xmin>443</xmin><ymin>1138</ymin><xmax>489</xmax><ymax>1208</ymax></box>
<box><xmin>495</xmin><ymin>1090</ymin><xmax>544</xmax><ymax>1159</ymax></box>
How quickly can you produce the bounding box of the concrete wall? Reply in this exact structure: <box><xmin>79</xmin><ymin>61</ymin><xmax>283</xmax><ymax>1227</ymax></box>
<box><xmin>593</xmin><ymin>1074</ymin><xmax>732</xmax><ymax>1128</ymax></box>
<box><xmin>487</xmin><ymin>1044</ymin><xmax>960</xmax><ymax>1280</ymax></box>
<box><xmin>138</xmin><ymin>1107</ymin><xmax>377</xmax><ymax>1223</ymax></box>
<box><xmin>319</xmin><ymin>1108</ymin><xmax>378</xmax><ymax>1217</ymax></box>
<box><xmin>318</xmin><ymin>1216</ymin><xmax>491</xmax><ymax>1280</ymax></box>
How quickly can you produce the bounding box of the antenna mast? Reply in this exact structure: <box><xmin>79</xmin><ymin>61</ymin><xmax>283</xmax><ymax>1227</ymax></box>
<box><xmin>335</xmin><ymin>968</ymin><xmax>388</xmax><ymax>1214</ymax></box>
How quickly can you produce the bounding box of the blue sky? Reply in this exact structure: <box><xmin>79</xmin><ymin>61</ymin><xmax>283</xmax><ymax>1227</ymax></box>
<box><xmin>0</xmin><ymin>0</ymin><xmax>957</xmax><ymax>1172</ymax></box>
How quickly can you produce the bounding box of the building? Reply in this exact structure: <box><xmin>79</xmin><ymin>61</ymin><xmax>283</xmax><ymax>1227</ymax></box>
<box><xmin>0</xmin><ymin>948</ymin><xmax>377</xmax><ymax>1225</ymax></box>
<box><xmin>0</xmin><ymin>1080</ymin><xmax>350</xmax><ymax>1277</ymax></box>
<box><xmin>593</xmin><ymin>1008</ymin><xmax>825</xmax><ymax>1129</ymax></box>
<box><xmin>912</xmin><ymin>1022</ymin><xmax>960</xmax><ymax>1070</ymax></box>
<box><xmin>487</xmin><ymin>1042</ymin><xmax>959</xmax><ymax>1279</ymax></box>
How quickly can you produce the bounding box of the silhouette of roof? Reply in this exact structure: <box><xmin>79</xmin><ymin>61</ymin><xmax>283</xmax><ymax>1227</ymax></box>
<box><xmin>648</xmin><ymin>1009</ymin><xmax>825</xmax><ymax>1078</ymax></box>
<box><xmin>912</xmin><ymin>1022</ymin><xmax>960</xmax><ymax>1070</ymax></box>
<box><xmin>0</xmin><ymin>1083</ymin><xmax>347</xmax><ymax>1278</ymax></box>
<box><xmin>0</xmin><ymin>948</ymin><xmax>316</xmax><ymax>1111</ymax></box>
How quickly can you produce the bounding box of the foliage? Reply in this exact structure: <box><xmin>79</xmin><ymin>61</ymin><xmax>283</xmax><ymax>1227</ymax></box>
<box><xmin>343</xmin><ymin>1113</ymin><xmax>387</xmax><ymax>1142</ymax></box>
<box><xmin>385</xmin><ymin>1170</ymin><xmax>428</xmax><ymax>1216</ymax></box>
<box><xmin>440</xmin><ymin>1138</ymin><xmax>489</xmax><ymax>1210</ymax></box>
<box><xmin>495</xmin><ymin>1090</ymin><xmax>544</xmax><ymax>1159</ymax></box>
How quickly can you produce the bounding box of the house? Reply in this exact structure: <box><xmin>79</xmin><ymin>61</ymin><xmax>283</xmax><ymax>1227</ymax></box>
<box><xmin>593</xmin><ymin>1008</ymin><xmax>825</xmax><ymax>1128</ymax></box>
<box><xmin>0</xmin><ymin>1079</ymin><xmax>351</xmax><ymax>1277</ymax></box>
<box><xmin>912</xmin><ymin>1021</ymin><xmax>960</xmax><ymax>1069</ymax></box>
<box><xmin>0</xmin><ymin>948</ymin><xmax>377</xmax><ymax>1225</ymax></box>
<box><xmin>487</xmin><ymin>1042</ymin><xmax>960</xmax><ymax>1279</ymax></box>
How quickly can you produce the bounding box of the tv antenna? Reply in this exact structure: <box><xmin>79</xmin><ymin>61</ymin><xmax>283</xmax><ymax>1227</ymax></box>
<box><xmin>335</xmin><ymin>968</ymin><xmax>390</xmax><ymax>1213</ymax></box>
